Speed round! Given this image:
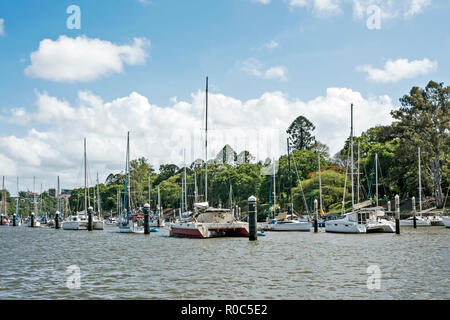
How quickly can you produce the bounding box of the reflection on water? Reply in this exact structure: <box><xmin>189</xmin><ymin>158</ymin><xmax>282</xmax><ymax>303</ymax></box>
<box><xmin>0</xmin><ymin>226</ymin><xmax>449</xmax><ymax>299</ymax></box>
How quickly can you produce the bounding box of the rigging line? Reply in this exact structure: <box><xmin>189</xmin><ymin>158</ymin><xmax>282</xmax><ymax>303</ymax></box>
<box><xmin>292</xmin><ymin>156</ymin><xmax>309</xmax><ymax>213</ymax></box>
<box><xmin>341</xmin><ymin>148</ymin><xmax>351</xmax><ymax>215</ymax></box>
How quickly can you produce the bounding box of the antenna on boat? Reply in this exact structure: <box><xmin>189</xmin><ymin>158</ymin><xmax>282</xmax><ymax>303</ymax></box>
<box><xmin>205</xmin><ymin>76</ymin><xmax>208</xmax><ymax>205</ymax></box>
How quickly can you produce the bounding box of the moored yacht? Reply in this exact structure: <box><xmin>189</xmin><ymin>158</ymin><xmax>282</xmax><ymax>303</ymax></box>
<box><xmin>400</xmin><ymin>216</ymin><xmax>431</xmax><ymax>227</ymax></box>
<box><xmin>62</xmin><ymin>214</ymin><xmax>88</xmax><ymax>230</ymax></box>
<box><xmin>325</xmin><ymin>211</ymin><xmax>367</xmax><ymax>233</ymax></box>
<box><xmin>169</xmin><ymin>206</ymin><xmax>249</xmax><ymax>238</ymax></box>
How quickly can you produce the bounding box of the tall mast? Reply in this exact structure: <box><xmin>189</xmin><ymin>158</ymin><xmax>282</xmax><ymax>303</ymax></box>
<box><xmin>16</xmin><ymin>177</ymin><xmax>19</xmax><ymax>217</ymax></box>
<box><xmin>157</xmin><ymin>186</ymin><xmax>161</xmax><ymax>217</ymax></box>
<box><xmin>184</xmin><ymin>149</ymin><xmax>187</xmax><ymax>211</ymax></box>
<box><xmin>418</xmin><ymin>147</ymin><xmax>422</xmax><ymax>213</ymax></box>
<box><xmin>33</xmin><ymin>176</ymin><xmax>37</xmax><ymax>215</ymax></box>
<box><xmin>2</xmin><ymin>176</ymin><xmax>5</xmax><ymax>215</ymax></box>
<box><xmin>205</xmin><ymin>76</ymin><xmax>208</xmax><ymax>204</ymax></box>
<box><xmin>375</xmin><ymin>153</ymin><xmax>379</xmax><ymax>207</ymax></box>
<box><xmin>148</xmin><ymin>172</ymin><xmax>151</xmax><ymax>207</ymax></box>
<box><xmin>273</xmin><ymin>157</ymin><xmax>276</xmax><ymax>217</ymax></box>
<box><xmin>357</xmin><ymin>141</ymin><xmax>360</xmax><ymax>203</ymax></box>
<box><xmin>97</xmin><ymin>173</ymin><xmax>101</xmax><ymax>217</ymax></box>
<box><xmin>287</xmin><ymin>138</ymin><xmax>293</xmax><ymax>214</ymax></box>
<box><xmin>57</xmin><ymin>176</ymin><xmax>61</xmax><ymax>213</ymax></box>
<box><xmin>127</xmin><ymin>133</ymin><xmax>131</xmax><ymax>212</ymax></box>
<box><xmin>123</xmin><ymin>132</ymin><xmax>129</xmax><ymax>217</ymax></box>
<box><xmin>229</xmin><ymin>184</ymin><xmax>233</xmax><ymax>209</ymax></box>
<box><xmin>318</xmin><ymin>153</ymin><xmax>323</xmax><ymax>213</ymax></box>
<box><xmin>194</xmin><ymin>170</ymin><xmax>198</xmax><ymax>203</ymax></box>
<box><xmin>350</xmin><ymin>103</ymin><xmax>354</xmax><ymax>210</ymax></box>
<box><xmin>84</xmin><ymin>138</ymin><xmax>88</xmax><ymax>214</ymax></box>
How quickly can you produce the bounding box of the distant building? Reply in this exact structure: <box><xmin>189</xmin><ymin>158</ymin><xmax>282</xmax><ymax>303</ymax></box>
<box><xmin>48</xmin><ymin>188</ymin><xmax>56</xmax><ymax>197</ymax></box>
<box><xmin>61</xmin><ymin>189</ymin><xmax>73</xmax><ymax>195</ymax></box>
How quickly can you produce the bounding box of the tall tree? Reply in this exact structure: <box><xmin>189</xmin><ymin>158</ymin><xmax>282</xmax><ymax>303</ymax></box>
<box><xmin>286</xmin><ymin>116</ymin><xmax>316</xmax><ymax>150</ymax></box>
<box><xmin>391</xmin><ymin>81</ymin><xmax>450</xmax><ymax>208</ymax></box>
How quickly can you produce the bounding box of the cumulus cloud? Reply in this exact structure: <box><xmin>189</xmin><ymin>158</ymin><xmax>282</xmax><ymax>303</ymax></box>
<box><xmin>356</xmin><ymin>58</ymin><xmax>438</xmax><ymax>83</ymax></box>
<box><xmin>240</xmin><ymin>58</ymin><xmax>288</xmax><ymax>81</ymax></box>
<box><xmin>0</xmin><ymin>88</ymin><xmax>394</xmax><ymax>191</ymax></box>
<box><xmin>24</xmin><ymin>35</ymin><xmax>150</xmax><ymax>83</ymax></box>
<box><xmin>0</xmin><ymin>18</ymin><xmax>4</xmax><ymax>36</ymax></box>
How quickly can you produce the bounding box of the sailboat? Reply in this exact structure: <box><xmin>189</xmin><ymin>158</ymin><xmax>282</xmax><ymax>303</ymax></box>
<box><xmin>27</xmin><ymin>177</ymin><xmax>41</xmax><ymax>228</ymax></box>
<box><xmin>325</xmin><ymin>104</ymin><xmax>372</xmax><ymax>234</ymax></box>
<box><xmin>169</xmin><ymin>77</ymin><xmax>249</xmax><ymax>238</ymax></box>
<box><xmin>119</xmin><ymin>132</ymin><xmax>145</xmax><ymax>234</ymax></box>
<box><xmin>92</xmin><ymin>173</ymin><xmax>105</xmax><ymax>230</ymax></box>
<box><xmin>62</xmin><ymin>139</ymin><xmax>90</xmax><ymax>230</ymax></box>
<box><xmin>400</xmin><ymin>147</ymin><xmax>431</xmax><ymax>227</ymax></box>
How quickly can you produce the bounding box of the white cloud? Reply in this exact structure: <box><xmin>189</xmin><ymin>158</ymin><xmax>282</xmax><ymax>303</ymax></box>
<box><xmin>240</xmin><ymin>58</ymin><xmax>288</xmax><ymax>81</ymax></box>
<box><xmin>0</xmin><ymin>88</ymin><xmax>394</xmax><ymax>191</ymax></box>
<box><xmin>25</xmin><ymin>35</ymin><xmax>150</xmax><ymax>83</ymax></box>
<box><xmin>289</xmin><ymin>0</ymin><xmax>342</xmax><ymax>16</ymax></box>
<box><xmin>356</xmin><ymin>58</ymin><xmax>437</xmax><ymax>83</ymax></box>
<box><xmin>404</xmin><ymin>0</ymin><xmax>431</xmax><ymax>17</ymax></box>
<box><xmin>0</xmin><ymin>18</ymin><xmax>4</xmax><ymax>36</ymax></box>
<box><xmin>265</xmin><ymin>40</ymin><xmax>279</xmax><ymax>49</ymax></box>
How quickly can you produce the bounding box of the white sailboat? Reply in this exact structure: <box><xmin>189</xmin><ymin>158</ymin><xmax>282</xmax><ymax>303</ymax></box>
<box><xmin>63</xmin><ymin>139</ymin><xmax>90</xmax><ymax>231</ymax></box>
<box><xmin>400</xmin><ymin>147</ymin><xmax>432</xmax><ymax>227</ymax></box>
<box><xmin>27</xmin><ymin>177</ymin><xmax>41</xmax><ymax>228</ymax></box>
<box><xmin>119</xmin><ymin>132</ymin><xmax>145</xmax><ymax>234</ymax></box>
<box><xmin>92</xmin><ymin>173</ymin><xmax>105</xmax><ymax>230</ymax></box>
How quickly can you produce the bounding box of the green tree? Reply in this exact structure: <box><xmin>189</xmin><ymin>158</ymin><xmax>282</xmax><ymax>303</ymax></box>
<box><xmin>392</xmin><ymin>81</ymin><xmax>450</xmax><ymax>208</ymax></box>
<box><xmin>287</xmin><ymin>115</ymin><xmax>316</xmax><ymax>150</ymax></box>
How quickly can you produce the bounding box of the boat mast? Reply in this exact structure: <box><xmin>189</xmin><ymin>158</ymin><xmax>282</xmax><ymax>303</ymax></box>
<box><xmin>84</xmin><ymin>138</ymin><xmax>88</xmax><ymax>215</ymax></box>
<box><xmin>127</xmin><ymin>133</ymin><xmax>131</xmax><ymax>213</ymax></box>
<box><xmin>194</xmin><ymin>170</ymin><xmax>198</xmax><ymax>203</ymax></box>
<box><xmin>184</xmin><ymin>149</ymin><xmax>187</xmax><ymax>211</ymax></box>
<box><xmin>2</xmin><ymin>176</ymin><xmax>5</xmax><ymax>216</ymax></box>
<box><xmin>148</xmin><ymin>172</ymin><xmax>151</xmax><ymax>208</ymax></box>
<box><xmin>357</xmin><ymin>141</ymin><xmax>360</xmax><ymax>203</ymax></box>
<box><xmin>205</xmin><ymin>76</ymin><xmax>208</xmax><ymax>205</ymax></box>
<box><xmin>273</xmin><ymin>157</ymin><xmax>276</xmax><ymax>218</ymax></box>
<box><xmin>16</xmin><ymin>177</ymin><xmax>19</xmax><ymax>217</ymax></box>
<box><xmin>318</xmin><ymin>153</ymin><xmax>323</xmax><ymax>214</ymax></box>
<box><xmin>157</xmin><ymin>186</ymin><xmax>161</xmax><ymax>219</ymax></box>
<box><xmin>57</xmin><ymin>176</ymin><xmax>61</xmax><ymax>214</ymax></box>
<box><xmin>350</xmin><ymin>103</ymin><xmax>355</xmax><ymax>210</ymax></box>
<box><xmin>375</xmin><ymin>153</ymin><xmax>379</xmax><ymax>207</ymax></box>
<box><xmin>287</xmin><ymin>138</ymin><xmax>293</xmax><ymax>215</ymax></box>
<box><xmin>122</xmin><ymin>132</ymin><xmax>129</xmax><ymax>218</ymax></box>
<box><xmin>33</xmin><ymin>176</ymin><xmax>37</xmax><ymax>215</ymax></box>
<box><xmin>418</xmin><ymin>147</ymin><xmax>422</xmax><ymax>213</ymax></box>
<box><xmin>97</xmin><ymin>173</ymin><xmax>101</xmax><ymax>217</ymax></box>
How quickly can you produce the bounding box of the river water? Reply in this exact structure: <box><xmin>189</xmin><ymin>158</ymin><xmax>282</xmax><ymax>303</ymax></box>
<box><xmin>0</xmin><ymin>225</ymin><xmax>449</xmax><ymax>300</ymax></box>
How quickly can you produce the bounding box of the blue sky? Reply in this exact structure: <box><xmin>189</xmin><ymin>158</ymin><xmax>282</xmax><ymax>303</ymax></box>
<box><xmin>0</xmin><ymin>0</ymin><xmax>448</xmax><ymax>190</ymax></box>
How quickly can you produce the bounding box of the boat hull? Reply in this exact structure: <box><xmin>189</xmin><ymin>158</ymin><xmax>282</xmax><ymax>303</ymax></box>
<box><xmin>442</xmin><ymin>217</ymin><xmax>450</xmax><ymax>228</ymax></box>
<box><xmin>62</xmin><ymin>221</ymin><xmax>87</xmax><ymax>230</ymax></box>
<box><xmin>325</xmin><ymin>220</ymin><xmax>366</xmax><ymax>233</ymax></box>
<box><xmin>93</xmin><ymin>221</ymin><xmax>104</xmax><ymax>230</ymax></box>
<box><xmin>399</xmin><ymin>218</ymin><xmax>431</xmax><ymax>227</ymax></box>
<box><xmin>170</xmin><ymin>222</ymin><xmax>249</xmax><ymax>239</ymax></box>
<box><xmin>271</xmin><ymin>222</ymin><xmax>310</xmax><ymax>232</ymax></box>
<box><xmin>366</xmin><ymin>220</ymin><xmax>396</xmax><ymax>233</ymax></box>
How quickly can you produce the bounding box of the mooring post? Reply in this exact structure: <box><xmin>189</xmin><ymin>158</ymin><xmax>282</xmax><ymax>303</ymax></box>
<box><xmin>144</xmin><ymin>203</ymin><xmax>150</xmax><ymax>235</ymax></box>
<box><xmin>314</xmin><ymin>199</ymin><xmax>318</xmax><ymax>233</ymax></box>
<box><xmin>412</xmin><ymin>196</ymin><xmax>417</xmax><ymax>229</ymax></box>
<box><xmin>395</xmin><ymin>195</ymin><xmax>400</xmax><ymax>235</ymax></box>
<box><xmin>387</xmin><ymin>201</ymin><xmax>391</xmax><ymax>213</ymax></box>
<box><xmin>248</xmin><ymin>196</ymin><xmax>257</xmax><ymax>241</ymax></box>
<box><xmin>87</xmin><ymin>206</ymin><xmax>93</xmax><ymax>231</ymax></box>
<box><xmin>30</xmin><ymin>212</ymin><xmax>35</xmax><ymax>227</ymax></box>
<box><xmin>12</xmin><ymin>214</ymin><xmax>16</xmax><ymax>227</ymax></box>
<box><xmin>0</xmin><ymin>214</ymin><xmax>3</xmax><ymax>226</ymax></box>
<box><xmin>55</xmin><ymin>211</ymin><xmax>60</xmax><ymax>229</ymax></box>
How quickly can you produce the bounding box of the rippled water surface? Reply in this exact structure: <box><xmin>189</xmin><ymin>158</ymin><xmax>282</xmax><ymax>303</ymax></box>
<box><xmin>1</xmin><ymin>225</ymin><xmax>449</xmax><ymax>299</ymax></box>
